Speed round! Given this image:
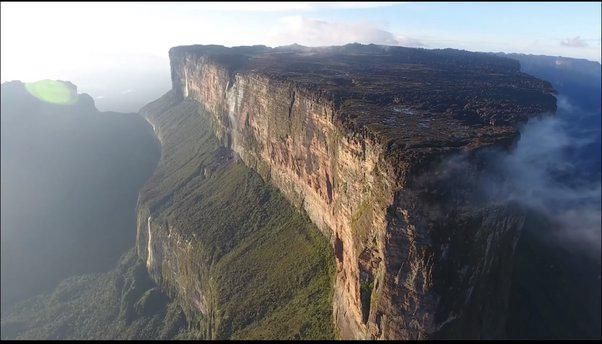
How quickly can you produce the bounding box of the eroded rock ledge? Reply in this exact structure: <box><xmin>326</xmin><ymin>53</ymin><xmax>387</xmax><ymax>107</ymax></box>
<box><xmin>143</xmin><ymin>43</ymin><xmax>556</xmax><ymax>339</ymax></box>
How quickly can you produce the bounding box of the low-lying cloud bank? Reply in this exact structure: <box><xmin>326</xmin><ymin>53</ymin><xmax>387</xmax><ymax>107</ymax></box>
<box><xmin>471</xmin><ymin>95</ymin><xmax>600</xmax><ymax>259</ymax></box>
<box><xmin>428</xmin><ymin>90</ymin><xmax>600</xmax><ymax>260</ymax></box>
<box><xmin>492</xmin><ymin>102</ymin><xmax>601</xmax><ymax>257</ymax></box>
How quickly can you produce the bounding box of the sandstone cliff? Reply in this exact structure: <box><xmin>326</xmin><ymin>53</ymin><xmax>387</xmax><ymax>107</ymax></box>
<box><xmin>135</xmin><ymin>92</ymin><xmax>335</xmax><ymax>339</ymax></box>
<box><xmin>138</xmin><ymin>44</ymin><xmax>557</xmax><ymax>339</ymax></box>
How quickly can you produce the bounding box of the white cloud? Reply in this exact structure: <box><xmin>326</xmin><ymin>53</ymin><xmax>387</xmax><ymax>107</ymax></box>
<box><xmin>561</xmin><ymin>36</ymin><xmax>589</xmax><ymax>48</ymax></box>
<box><xmin>269</xmin><ymin>16</ymin><xmax>423</xmax><ymax>47</ymax></box>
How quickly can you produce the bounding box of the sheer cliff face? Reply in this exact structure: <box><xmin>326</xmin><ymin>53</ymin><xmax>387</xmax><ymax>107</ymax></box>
<box><xmin>151</xmin><ymin>44</ymin><xmax>556</xmax><ymax>339</ymax></box>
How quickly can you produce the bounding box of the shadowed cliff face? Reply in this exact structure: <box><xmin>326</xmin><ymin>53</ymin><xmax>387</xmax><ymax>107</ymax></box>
<box><xmin>153</xmin><ymin>43</ymin><xmax>557</xmax><ymax>339</ymax></box>
<box><xmin>497</xmin><ymin>54</ymin><xmax>601</xmax><ymax>339</ymax></box>
<box><xmin>409</xmin><ymin>54</ymin><xmax>602</xmax><ymax>339</ymax></box>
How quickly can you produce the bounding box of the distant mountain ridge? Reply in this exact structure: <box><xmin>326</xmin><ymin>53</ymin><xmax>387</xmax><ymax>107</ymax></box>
<box><xmin>0</xmin><ymin>80</ymin><xmax>160</xmax><ymax>307</ymax></box>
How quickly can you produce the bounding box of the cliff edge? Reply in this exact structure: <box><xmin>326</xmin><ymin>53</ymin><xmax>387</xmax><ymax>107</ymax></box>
<box><xmin>139</xmin><ymin>43</ymin><xmax>557</xmax><ymax>339</ymax></box>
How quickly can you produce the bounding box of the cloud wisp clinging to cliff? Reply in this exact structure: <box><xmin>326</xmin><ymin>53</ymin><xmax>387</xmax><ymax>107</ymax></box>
<box><xmin>498</xmin><ymin>119</ymin><xmax>600</xmax><ymax>254</ymax></box>
<box><xmin>429</xmin><ymin>95</ymin><xmax>601</xmax><ymax>260</ymax></box>
<box><xmin>482</xmin><ymin>99</ymin><xmax>601</xmax><ymax>259</ymax></box>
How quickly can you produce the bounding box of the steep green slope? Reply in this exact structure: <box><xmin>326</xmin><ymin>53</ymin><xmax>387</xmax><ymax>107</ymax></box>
<box><xmin>2</xmin><ymin>90</ymin><xmax>336</xmax><ymax>339</ymax></box>
<box><xmin>137</xmin><ymin>92</ymin><xmax>336</xmax><ymax>339</ymax></box>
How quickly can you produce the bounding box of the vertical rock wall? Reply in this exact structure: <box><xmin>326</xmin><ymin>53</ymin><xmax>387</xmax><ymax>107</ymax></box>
<box><xmin>146</xmin><ymin>48</ymin><xmax>543</xmax><ymax>339</ymax></box>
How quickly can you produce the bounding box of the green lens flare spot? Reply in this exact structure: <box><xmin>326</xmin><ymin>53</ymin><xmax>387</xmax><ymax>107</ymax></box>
<box><xmin>24</xmin><ymin>80</ymin><xmax>78</xmax><ymax>105</ymax></box>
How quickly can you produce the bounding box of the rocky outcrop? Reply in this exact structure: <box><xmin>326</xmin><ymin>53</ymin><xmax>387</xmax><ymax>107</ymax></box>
<box><xmin>142</xmin><ymin>44</ymin><xmax>556</xmax><ymax>339</ymax></box>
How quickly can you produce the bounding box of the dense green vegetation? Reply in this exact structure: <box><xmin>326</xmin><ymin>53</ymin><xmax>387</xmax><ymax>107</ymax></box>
<box><xmin>138</xmin><ymin>92</ymin><xmax>336</xmax><ymax>339</ymax></box>
<box><xmin>0</xmin><ymin>249</ymin><xmax>190</xmax><ymax>340</ymax></box>
<box><xmin>359</xmin><ymin>280</ymin><xmax>374</xmax><ymax>324</ymax></box>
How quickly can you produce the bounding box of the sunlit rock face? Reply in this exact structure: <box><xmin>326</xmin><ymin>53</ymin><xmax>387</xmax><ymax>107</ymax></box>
<box><xmin>158</xmin><ymin>44</ymin><xmax>556</xmax><ymax>339</ymax></box>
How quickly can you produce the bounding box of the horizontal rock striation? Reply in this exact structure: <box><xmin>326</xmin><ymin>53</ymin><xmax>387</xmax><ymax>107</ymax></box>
<box><xmin>145</xmin><ymin>44</ymin><xmax>556</xmax><ymax>339</ymax></box>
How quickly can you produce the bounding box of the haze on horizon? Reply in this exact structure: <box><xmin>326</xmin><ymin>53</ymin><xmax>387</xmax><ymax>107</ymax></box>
<box><xmin>1</xmin><ymin>2</ymin><xmax>600</xmax><ymax>112</ymax></box>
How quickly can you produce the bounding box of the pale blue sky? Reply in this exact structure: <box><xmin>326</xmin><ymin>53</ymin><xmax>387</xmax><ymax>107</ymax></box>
<box><xmin>365</xmin><ymin>3</ymin><xmax>599</xmax><ymax>51</ymax></box>
<box><xmin>1</xmin><ymin>2</ymin><xmax>600</xmax><ymax>83</ymax></box>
